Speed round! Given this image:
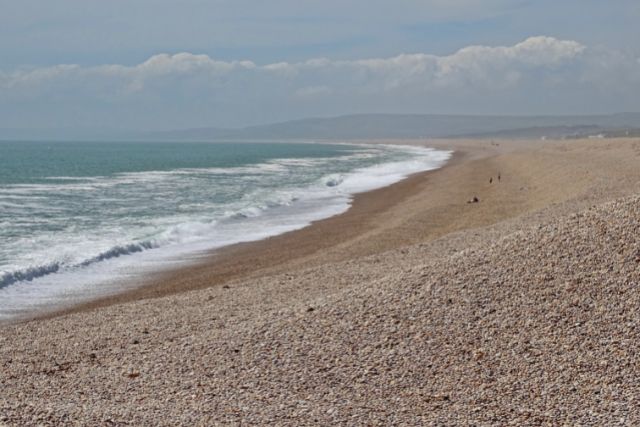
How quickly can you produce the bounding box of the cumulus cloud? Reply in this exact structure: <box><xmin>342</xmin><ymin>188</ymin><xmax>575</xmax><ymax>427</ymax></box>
<box><xmin>1</xmin><ymin>64</ymin><xmax>80</xmax><ymax>89</ymax></box>
<box><xmin>0</xmin><ymin>36</ymin><xmax>638</xmax><ymax>129</ymax></box>
<box><xmin>0</xmin><ymin>37</ymin><xmax>587</xmax><ymax>92</ymax></box>
<box><xmin>1</xmin><ymin>53</ymin><xmax>257</xmax><ymax>93</ymax></box>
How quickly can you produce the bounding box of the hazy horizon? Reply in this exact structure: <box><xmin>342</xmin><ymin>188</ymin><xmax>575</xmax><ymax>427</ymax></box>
<box><xmin>1</xmin><ymin>1</ymin><xmax>639</xmax><ymax>131</ymax></box>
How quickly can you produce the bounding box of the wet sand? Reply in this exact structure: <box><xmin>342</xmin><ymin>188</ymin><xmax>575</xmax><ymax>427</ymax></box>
<box><xmin>44</xmin><ymin>139</ymin><xmax>508</xmax><ymax>319</ymax></box>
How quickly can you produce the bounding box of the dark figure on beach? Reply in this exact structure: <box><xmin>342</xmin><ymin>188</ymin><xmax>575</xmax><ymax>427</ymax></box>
<box><xmin>489</xmin><ymin>177</ymin><xmax>493</xmax><ymax>184</ymax></box>
<box><xmin>498</xmin><ymin>173</ymin><xmax>501</xmax><ymax>181</ymax></box>
<box><xmin>467</xmin><ymin>196</ymin><xmax>479</xmax><ymax>204</ymax></box>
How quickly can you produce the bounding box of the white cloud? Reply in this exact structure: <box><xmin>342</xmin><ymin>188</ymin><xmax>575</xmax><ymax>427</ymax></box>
<box><xmin>432</xmin><ymin>36</ymin><xmax>585</xmax><ymax>89</ymax></box>
<box><xmin>1</xmin><ymin>64</ymin><xmax>80</xmax><ymax>89</ymax></box>
<box><xmin>254</xmin><ymin>36</ymin><xmax>587</xmax><ymax>91</ymax></box>
<box><xmin>508</xmin><ymin>36</ymin><xmax>585</xmax><ymax>65</ymax></box>
<box><xmin>0</xmin><ymin>36</ymin><xmax>638</xmax><ymax>128</ymax></box>
<box><xmin>1</xmin><ymin>36</ymin><xmax>588</xmax><ymax>92</ymax></box>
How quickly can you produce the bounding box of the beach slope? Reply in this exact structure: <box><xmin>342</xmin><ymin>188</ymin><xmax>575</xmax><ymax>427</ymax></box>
<box><xmin>2</xmin><ymin>138</ymin><xmax>640</xmax><ymax>425</ymax></box>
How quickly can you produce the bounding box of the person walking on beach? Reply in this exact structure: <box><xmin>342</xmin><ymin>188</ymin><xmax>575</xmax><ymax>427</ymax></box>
<box><xmin>489</xmin><ymin>177</ymin><xmax>493</xmax><ymax>184</ymax></box>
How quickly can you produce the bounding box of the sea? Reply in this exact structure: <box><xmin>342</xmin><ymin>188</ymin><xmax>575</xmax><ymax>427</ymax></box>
<box><xmin>0</xmin><ymin>140</ymin><xmax>451</xmax><ymax>321</ymax></box>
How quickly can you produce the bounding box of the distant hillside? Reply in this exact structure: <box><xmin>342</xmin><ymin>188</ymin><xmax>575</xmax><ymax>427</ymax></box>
<box><xmin>2</xmin><ymin>113</ymin><xmax>639</xmax><ymax>141</ymax></box>
<box><xmin>147</xmin><ymin>113</ymin><xmax>640</xmax><ymax>141</ymax></box>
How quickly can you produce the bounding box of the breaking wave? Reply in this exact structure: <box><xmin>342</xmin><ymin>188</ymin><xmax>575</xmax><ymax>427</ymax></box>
<box><xmin>0</xmin><ymin>142</ymin><xmax>451</xmax><ymax>321</ymax></box>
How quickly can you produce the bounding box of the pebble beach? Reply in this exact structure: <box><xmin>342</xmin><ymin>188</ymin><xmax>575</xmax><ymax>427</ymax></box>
<box><xmin>2</xmin><ymin>137</ymin><xmax>640</xmax><ymax>425</ymax></box>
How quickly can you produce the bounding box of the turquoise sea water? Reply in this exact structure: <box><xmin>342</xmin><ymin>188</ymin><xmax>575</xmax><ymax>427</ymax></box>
<box><xmin>0</xmin><ymin>140</ymin><xmax>450</xmax><ymax>321</ymax></box>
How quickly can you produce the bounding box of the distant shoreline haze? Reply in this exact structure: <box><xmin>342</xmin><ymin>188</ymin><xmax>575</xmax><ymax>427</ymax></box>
<box><xmin>1</xmin><ymin>113</ymin><xmax>639</xmax><ymax>142</ymax></box>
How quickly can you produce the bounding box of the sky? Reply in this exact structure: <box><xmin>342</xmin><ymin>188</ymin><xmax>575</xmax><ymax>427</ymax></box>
<box><xmin>1</xmin><ymin>0</ymin><xmax>639</xmax><ymax>130</ymax></box>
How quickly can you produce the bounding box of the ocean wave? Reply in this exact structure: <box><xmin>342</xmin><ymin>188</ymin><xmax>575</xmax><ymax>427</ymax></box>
<box><xmin>324</xmin><ymin>174</ymin><xmax>344</xmax><ymax>187</ymax></box>
<box><xmin>79</xmin><ymin>241</ymin><xmax>158</xmax><ymax>267</ymax></box>
<box><xmin>18</xmin><ymin>155</ymin><xmax>365</xmax><ymax>197</ymax></box>
<box><xmin>0</xmin><ymin>263</ymin><xmax>61</xmax><ymax>289</ymax></box>
<box><xmin>0</xmin><ymin>241</ymin><xmax>159</xmax><ymax>289</ymax></box>
<box><xmin>0</xmin><ymin>144</ymin><xmax>452</xmax><ymax>318</ymax></box>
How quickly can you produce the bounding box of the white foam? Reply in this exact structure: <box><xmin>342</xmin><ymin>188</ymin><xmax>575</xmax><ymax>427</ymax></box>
<box><xmin>0</xmin><ymin>144</ymin><xmax>451</xmax><ymax>322</ymax></box>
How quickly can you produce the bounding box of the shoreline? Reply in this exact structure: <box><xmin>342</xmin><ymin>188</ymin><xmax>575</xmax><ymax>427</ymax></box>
<box><xmin>33</xmin><ymin>140</ymin><xmax>472</xmax><ymax>323</ymax></box>
<box><xmin>4</xmin><ymin>137</ymin><xmax>640</xmax><ymax>424</ymax></box>
<box><xmin>10</xmin><ymin>136</ymin><xmax>637</xmax><ymax>325</ymax></box>
<box><xmin>0</xmin><ymin>140</ymin><xmax>447</xmax><ymax>325</ymax></box>
<box><xmin>18</xmin><ymin>136</ymin><xmax>572</xmax><ymax>324</ymax></box>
